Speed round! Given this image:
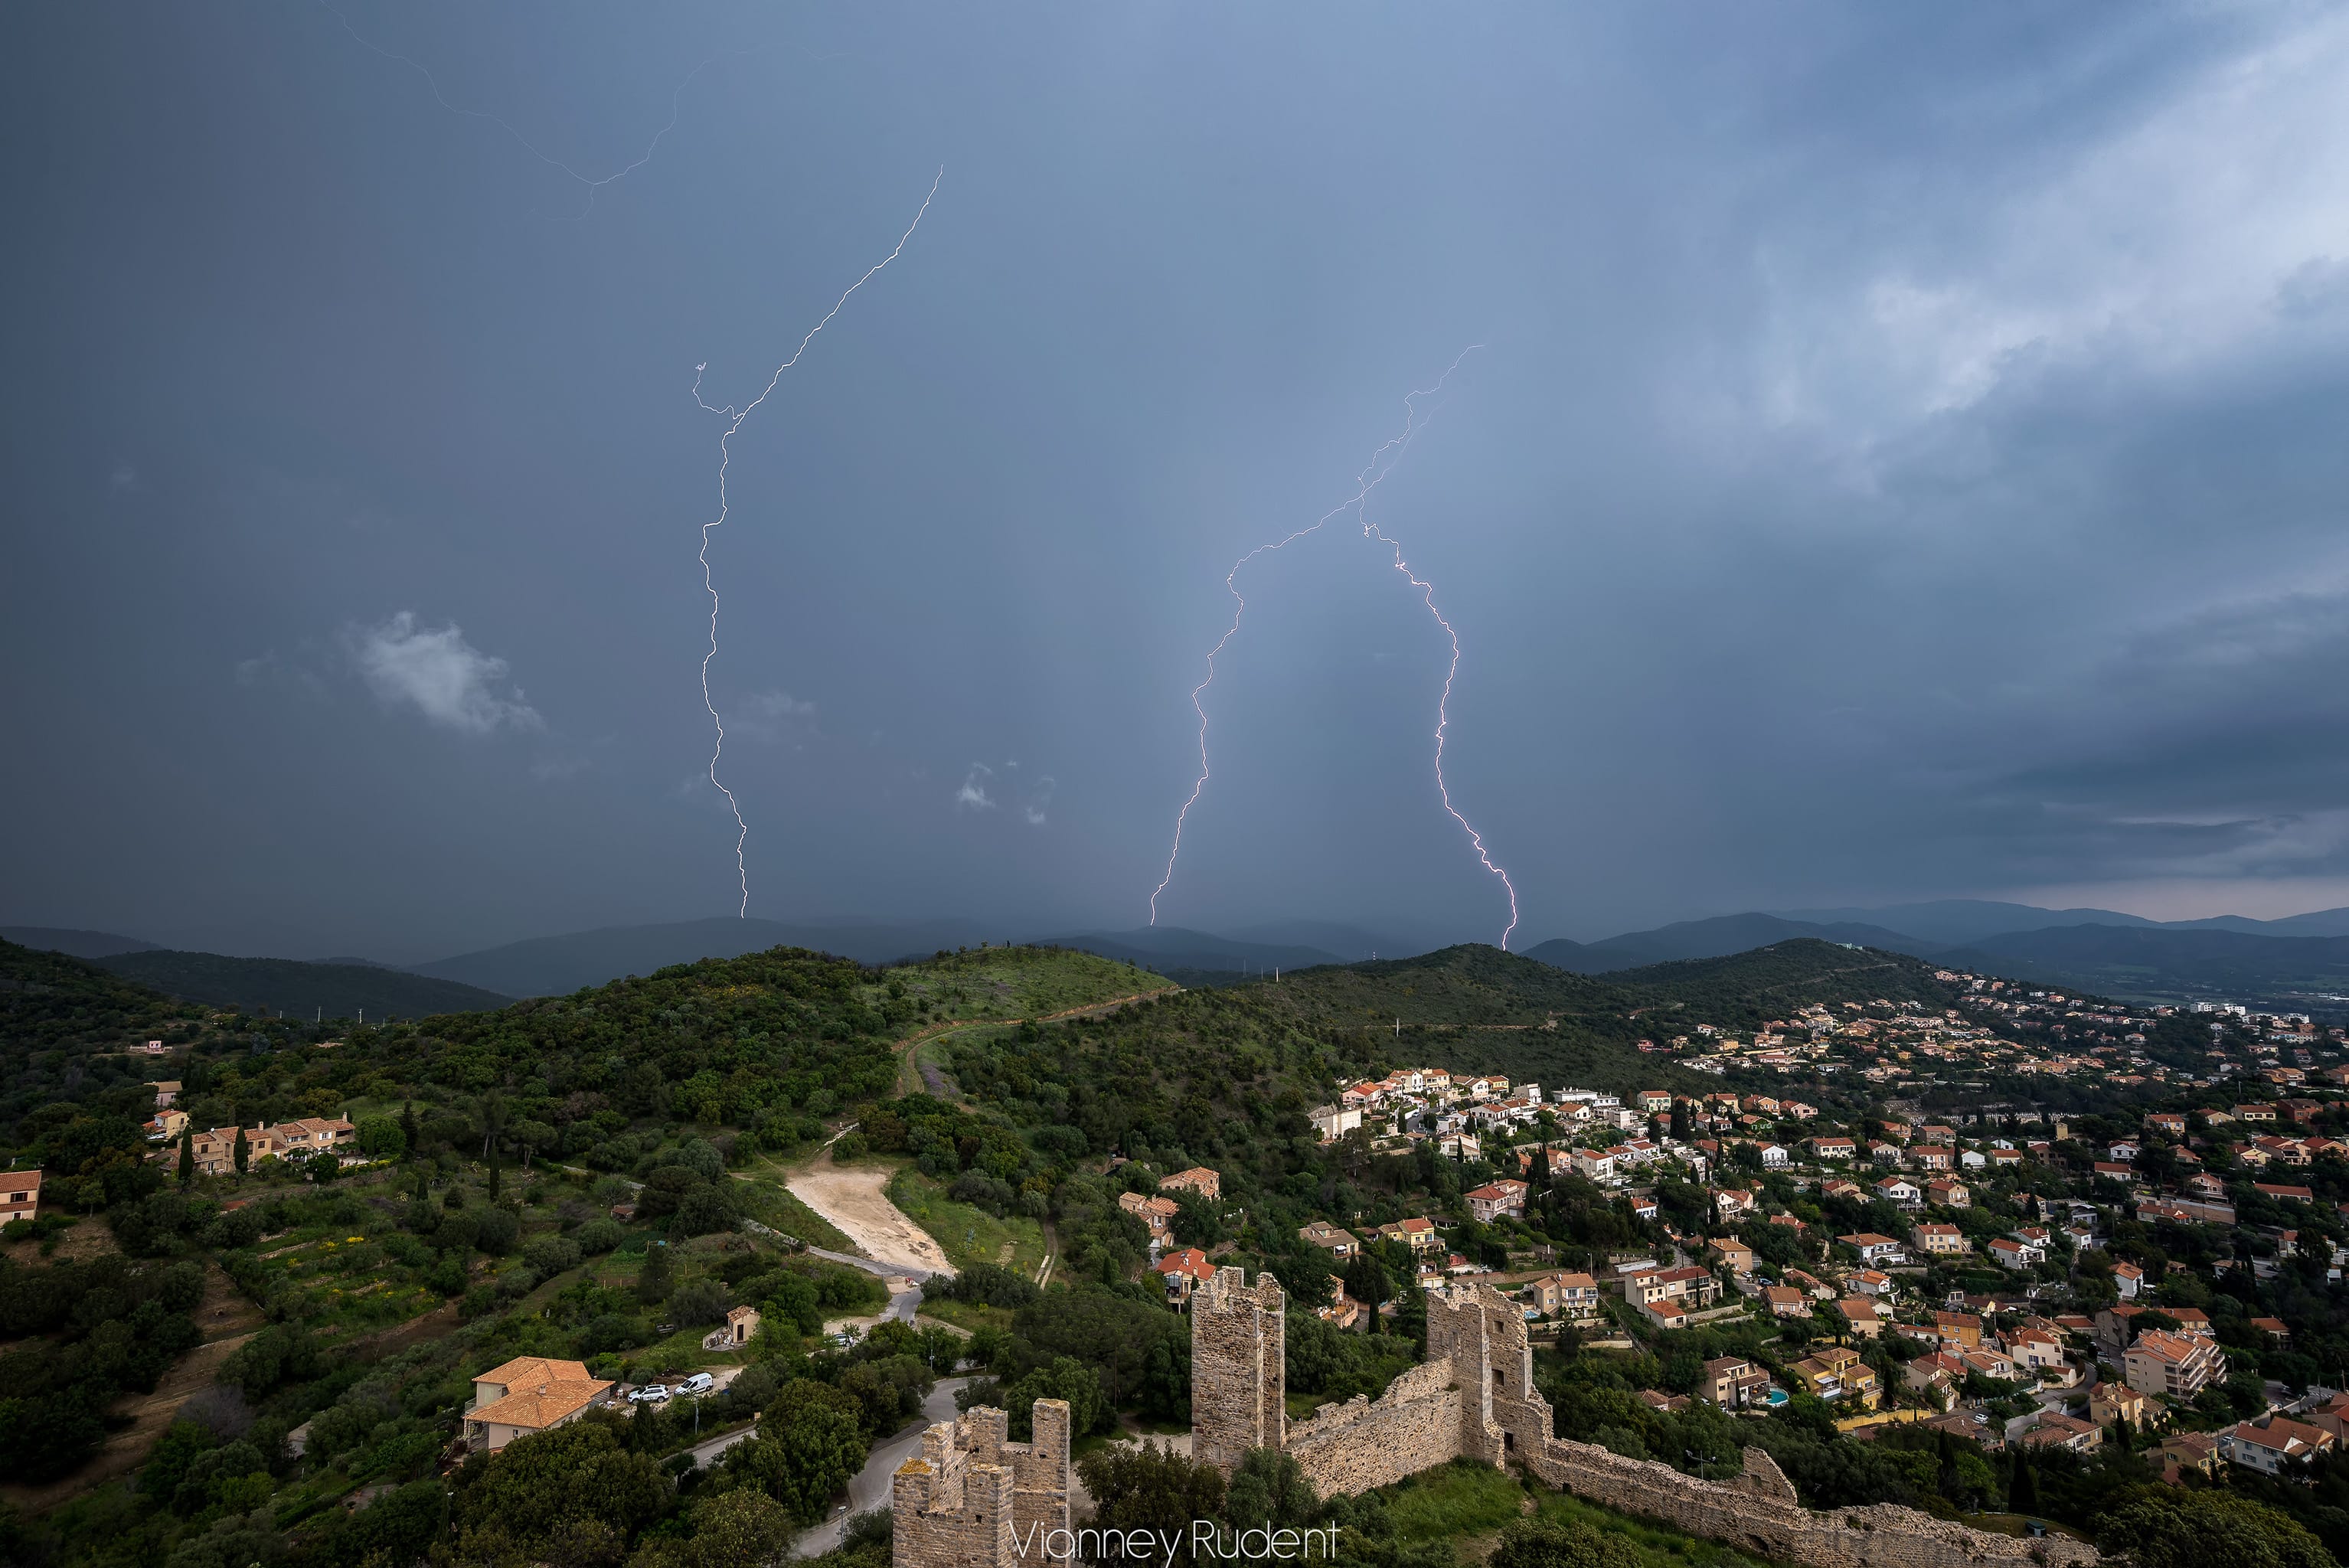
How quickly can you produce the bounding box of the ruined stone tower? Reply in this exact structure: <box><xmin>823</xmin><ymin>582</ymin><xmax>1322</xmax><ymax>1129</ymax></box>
<box><xmin>1425</xmin><ymin>1277</ymin><xmax>1549</xmax><ymax>1463</ymax></box>
<box><xmin>892</xmin><ymin>1276</ymin><xmax>2099</xmax><ymax>1568</ymax></box>
<box><xmin>891</xmin><ymin>1399</ymin><xmax>1070</xmax><ymax>1568</ymax></box>
<box><xmin>1190</xmin><ymin>1265</ymin><xmax>1286</xmax><ymax>1473</ymax></box>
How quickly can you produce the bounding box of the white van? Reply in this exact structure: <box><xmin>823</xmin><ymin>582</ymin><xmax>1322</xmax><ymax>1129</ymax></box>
<box><xmin>677</xmin><ymin>1372</ymin><xmax>717</xmax><ymax>1397</ymax></box>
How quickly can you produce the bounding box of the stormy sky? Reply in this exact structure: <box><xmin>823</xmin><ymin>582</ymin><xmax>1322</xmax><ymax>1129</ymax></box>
<box><xmin>6</xmin><ymin>4</ymin><xmax>2349</xmax><ymax>962</ymax></box>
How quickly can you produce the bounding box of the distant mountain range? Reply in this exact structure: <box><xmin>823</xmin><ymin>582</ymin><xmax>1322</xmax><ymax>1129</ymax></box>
<box><xmin>1768</xmin><ymin>897</ymin><xmax>2349</xmax><ymax>944</ymax></box>
<box><xmin>1034</xmin><ymin>926</ymin><xmax>1349</xmax><ymax>982</ymax></box>
<box><xmin>1524</xmin><ymin>899</ymin><xmax>2349</xmax><ymax>1008</ymax></box>
<box><xmin>1</xmin><ymin>926</ymin><xmax>162</xmax><ymax>959</ymax></box>
<box><xmin>17</xmin><ymin>894</ymin><xmax>2349</xmax><ymax>1017</ymax></box>
<box><xmin>92</xmin><ymin>951</ymin><xmax>511</xmax><ymax>1020</ymax></box>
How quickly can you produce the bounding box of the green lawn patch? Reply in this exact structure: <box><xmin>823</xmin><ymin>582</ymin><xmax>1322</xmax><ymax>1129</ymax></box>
<box><xmin>882</xmin><ymin>949</ymin><xmax>1174</xmax><ymax>1034</ymax></box>
<box><xmin>729</xmin><ymin>1165</ymin><xmax>856</xmax><ymax>1253</ymax></box>
<box><xmin>916</xmin><ymin>1298</ymin><xmax>1013</xmax><ymax>1335</ymax></box>
<box><xmin>1532</xmin><ymin>1487</ymin><xmax>1773</xmax><ymax>1568</ymax></box>
<box><xmin>885</xmin><ymin>1168</ymin><xmax>1046</xmax><ymax>1276</ymax></box>
<box><xmin>1378</xmin><ymin>1459</ymin><xmax>1529</xmax><ymax>1543</ymax></box>
<box><xmin>1371</xmin><ymin>1463</ymin><xmax>1773</xmax><ymax>1568</ymax></box>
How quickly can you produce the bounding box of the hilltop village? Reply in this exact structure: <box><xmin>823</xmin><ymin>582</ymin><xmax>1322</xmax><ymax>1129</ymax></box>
<box><xmin>11</xmin><ymin>937</ymin><xmax>2349</xmax><ymax>1568</ymax></box>
<box><xmin>1234</xmin><ymin>979</ymin><xmax>2349</xmax><ymax>1488</ymax></box>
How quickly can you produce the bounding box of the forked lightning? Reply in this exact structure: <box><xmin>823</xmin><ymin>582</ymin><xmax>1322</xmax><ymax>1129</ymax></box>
<box><xmin>692</xmin><ymin>171</ymin><xmax>942</xmax><ymax>916</ymax></box>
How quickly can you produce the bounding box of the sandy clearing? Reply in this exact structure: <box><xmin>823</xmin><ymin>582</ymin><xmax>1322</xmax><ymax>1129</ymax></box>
<box><xmin>785</xmin><ymin>1164</ymin><xmax>953</xmax><ymax>1276</ymax></box>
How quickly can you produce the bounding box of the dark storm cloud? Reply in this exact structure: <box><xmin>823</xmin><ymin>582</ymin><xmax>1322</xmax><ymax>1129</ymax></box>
<box><xmin>3</xmin><ymin>2</ymin><xmax>2347</xmax><ymax>956</ymax></box>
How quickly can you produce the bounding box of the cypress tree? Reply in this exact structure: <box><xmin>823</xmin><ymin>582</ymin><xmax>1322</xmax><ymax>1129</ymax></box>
<box><xmin>2008</xmin><ymin>1452</ymin><xmax>2039</xmax><ymax>1514</ymax></box>
<box><xmin>400</xmin><ymin>1099</ymin><xmax>419</xmax><ymax>1158</ymax></box>
<box><xmin>233</xmin><ymin>1125</ymin><xmax>250</xmax><ymax>1174</ymax></box>
<box><xmin>177</xmin><ymin>1127</ymin><xmax>194</xmax><ymax>1190</ymax></box>
<box><xmin>638</xmin><ymin>1239</ymin><xmax>673</xmax><ymax>1305</ymax></box>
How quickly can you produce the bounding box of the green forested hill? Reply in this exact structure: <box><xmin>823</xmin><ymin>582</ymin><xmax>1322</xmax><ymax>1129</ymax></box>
<box><xmin>1604</xmin><ymin>939</ymin><xmax>1959</xmax><ymax>1021</ymax></box>
<box><xmin>96</xmin><ymin>950</ymin><xmax>511</xmax><ymax>1020</ymax></box>
<box><xmin>1</xmin><ymin>940</ymin><xmax>213</xmax><ymax>1170</ymax></box>
<box><xmin>0</xmin><ymin>937</ymin><xmax>198</xmax><ymax>1050</ymax></box>
<box><xmin>939</xmin><ymin>939</ymin><xmax>1961</xmax><ymax>1173</ymax></box>
<box><xmin>0</xmin><ymin>930</ymin><xmax>2192</xmax><ymax>1568</ymax></box>
<box><xmin>1221</xmin><ymin>939</ymin><xmax>1960</xmax><ymax>1096</ymax></box>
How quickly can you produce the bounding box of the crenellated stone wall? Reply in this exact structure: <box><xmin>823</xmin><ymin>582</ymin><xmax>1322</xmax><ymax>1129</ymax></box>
<box><xmin>895</xmin><ymin>1274</ymin><xmax>2098</xmax><ymax>1568</ymax></box>
<box><xmin>891</xmin><ymin>1400</ymin><xmax>1071</xmax><ymax>1568</ymax></box>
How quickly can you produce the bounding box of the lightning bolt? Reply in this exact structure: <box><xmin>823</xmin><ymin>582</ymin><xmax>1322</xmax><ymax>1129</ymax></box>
<box><xmin>1149</xmin><ymin>351</ymin><xmax>1492</xmax><ymax>932</ymax></box>
<box><xmin>1355</xmin><ymin>364</ymin><xmax>1521</xmax><ymax>950</ymax></box>
<box><xmin>321</xmin><ymin>0</ymin><xmax>752</xmax><ymax>221</ymax></box>
<box><xmin>692</xmin><ymin>169</ymin><xmax>943</xmax><ymax>917</ymax></box>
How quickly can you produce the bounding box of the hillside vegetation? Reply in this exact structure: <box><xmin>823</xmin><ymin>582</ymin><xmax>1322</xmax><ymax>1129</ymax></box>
<box><xmin>5</xmin><ymin>929</ymin><xmax>2284</xmax><ymax>1568</ymax></box>
<box><xmin>1240</xmin><ymin>939</ymin><xmax>1958</xmax><ymax>1096</ymax></box>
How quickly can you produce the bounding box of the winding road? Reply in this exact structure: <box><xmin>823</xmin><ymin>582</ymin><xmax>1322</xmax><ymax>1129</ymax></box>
<box><xmin>793</xmin><ymin>1376</ymin><xmax>974</xmax><ymax>1556</ymax></box>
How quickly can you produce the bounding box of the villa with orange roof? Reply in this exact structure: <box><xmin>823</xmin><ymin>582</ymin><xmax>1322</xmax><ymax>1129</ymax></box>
<box><xmin>463</xmin><ymin>1356</ymin><xmax>615</xmax><ymax>1452</ymax></box>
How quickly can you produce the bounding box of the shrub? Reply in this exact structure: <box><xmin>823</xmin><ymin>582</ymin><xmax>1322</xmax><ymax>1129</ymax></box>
<box><xmin>1488</xmin><ymin>1516</ymin><xmax>1640</xmax><ymax>1568</ymax></box>
<box><xmin>471</xmin><ymin>1207</ymin><xmax>519</xmax><ymax>1255</ymax></box>
<box><xmin>665</xmin><ymin>1139</ymin><xmax>727</xmax><ymax>1184</ymax></box>
<box><xmin>668</xmin><ymin>1279</ymin><xmax>730</xmax><ymax>1327</ymax></box>
<box><xmin>672</xmin><ymin>1186</ymin><xmax>741</xmax><ymax>1239</ymax></box>
<box><xmin>206</xmin><ymin>1206</ymin><xmax>266</xmax><ymax>1250</ymax></box>
<box><xmin>574</xmin><ymin>1218</ymin><xmax>626</xmax><ymax>1255</ymax></box>
<box><xmin>949</xmin><ymin>1171</ymin><xmax>1018</xmax><ymax>1215</ymax></box>
<box><xmin>524</xmin><ymin>1236</ymin><xmax>584</xmax><ymax>1276</ymax></box>
<box><xmin>938</xmin><ymin>1263</ymin><xmax>1039</xmax><ymax>1309</ymax></box>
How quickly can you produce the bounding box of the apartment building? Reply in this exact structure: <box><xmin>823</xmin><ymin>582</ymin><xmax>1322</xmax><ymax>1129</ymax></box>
<box><xmin>2124</xmin><ymin>1328</ymin><xmax>2225</xmax><ymax>1400</ymax></box>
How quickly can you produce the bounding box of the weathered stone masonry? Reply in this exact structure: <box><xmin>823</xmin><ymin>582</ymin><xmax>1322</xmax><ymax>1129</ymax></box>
<box><xmin>1237</xmin><ymin>1271</ymin><xmax>2098</xmax><ymax>1568</ymax></box>
<box><xmin>892</xmin><ymin>1399</ymin><xmax>1070</xmax><ymax>1568</ymax></box>
<box><xmin>894</xmin><ymin>1270</ymin><xmax>2097</xmax><ymax>1568</ymax></box>
<box><xmin>1191</xmin><ymin>1265</ymin><xmax>1287</xmax><ymax>1473</ymax></box>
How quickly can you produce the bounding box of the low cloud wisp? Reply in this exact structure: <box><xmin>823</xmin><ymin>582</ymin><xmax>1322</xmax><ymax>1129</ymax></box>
<box><xmin>353</xmin><ymin>612</ymin><xmax>542</xmax><ymax>736</ymax></box>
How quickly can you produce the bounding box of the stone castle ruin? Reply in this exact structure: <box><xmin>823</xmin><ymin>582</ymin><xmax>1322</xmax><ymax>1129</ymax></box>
<box><xmin>896</xmin><ymin>1268</ymin><xmax>2097</xmax><ymax>1568</ymax></box>
<box><xmin>894</xmin><ymin>1398</ymin><xmax>1073</xmax><ymax>1568</ymax></box>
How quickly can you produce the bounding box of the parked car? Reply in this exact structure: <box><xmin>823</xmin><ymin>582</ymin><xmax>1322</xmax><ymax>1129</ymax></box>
<box><xmin>678</xmin><ymin>1373</ymin><xmax>716</xmax><ymax>1397</ymax></box>
<box><xmin>629</xmin><ymin>1384</ymin><xmax>670</xmax><ymax>1404</ymax></box>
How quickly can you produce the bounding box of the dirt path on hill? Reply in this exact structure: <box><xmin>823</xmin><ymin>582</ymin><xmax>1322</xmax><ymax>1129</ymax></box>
<box><xmin>890</xmin><ymin>988</ymin><xmax>1175</xmax><ymax>1097</ymax></box>
<box><xmin>785</xmin><ymin>1161</ymin><xmax>953</xmax><ymax>1276</ymax></box>
<box><xmin>1</xmin><ymin>1263</ymin><xmax>266</xmax><ymax>1514</ymax></box>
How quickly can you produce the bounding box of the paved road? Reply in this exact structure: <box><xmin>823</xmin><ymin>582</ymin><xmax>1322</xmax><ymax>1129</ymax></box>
<box><xmin>807</xmin><ymin>1246</ymin><xmax>932</xmax><ymax>1325</ymax></box>
<box><xmin>794</xmin><ymin>1377</ymin><xmax>973</xmax><ymax>1557</ymax></box>
<box><xmin>684</xmin><ymin>1416</ymin><xmax>761</xmax><ymax>1471</ymax></box>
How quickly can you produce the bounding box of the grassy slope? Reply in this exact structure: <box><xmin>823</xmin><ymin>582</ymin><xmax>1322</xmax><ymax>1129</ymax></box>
<box><xmin>889</xmin><ymin>946</ymin><xmax>1175</xmax><ymax>1026</ymax></box>
<box><xmin>884</xmin><ymin>1165</ymin><xmax>1047</xmax><ymax>1275</ymax></box>
<box><xmin>887</xmin><ymin>949</ymin><xmax>1173</xmax><ymax>1097</ymax></box>
<box><xmin>727</xmin><ymin>1155</ymin><xmax>859</xmax><ymax>1254</ymax></box>
<box><xmin>1374</xmin><ymin>1459</ymin><xmax>1766</xmax><ymax>1568</ymax></box>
